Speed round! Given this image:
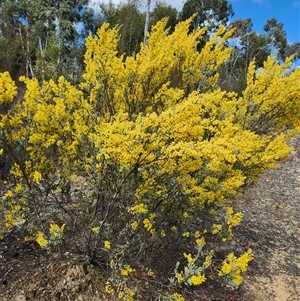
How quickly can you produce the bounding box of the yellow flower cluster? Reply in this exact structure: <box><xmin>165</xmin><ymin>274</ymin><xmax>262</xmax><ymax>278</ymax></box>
<box><xmin>0</xmin><ymin>72</ymin><xmax>17</xmax><ymax>106</ymax></box>
<box><xmin>4</xmin><ymin>199</ymin><xmax>26</xmax><ymax>229</ymax></box>
<box><xmin>91</xmin><ymin>226</ymin><xmax>100</xmax><ymax>234</ymax></box>
<box><xmin>142</xmin><ymin>213</ymin><xmax>156</xmax><ymax>235</ymax></box>
<box><xmin>225</xmin><ymin>207</ymin><xmax>243</xmax><ymax>239</ymax></box>
<box><xmin>190</xmin><ymin>273</ymin><xmax>206</xmax><ymax>286</ymax></box>
<box><xmin>219</xmin><ymin>249</ymin><xmax>254</xmax><ymax>287</ymax></box>
<box><xmin>35</xmin><ymin>224</ymin><xmax>65</xmax><ymax>248</ymax></box>
<box><xmin>173</xmin><ymin>292</ymin><xmax>185</xmax><ymax>301</ymax></box>
<box><xmin>195</xmin><ymin>237</ymin><xmax>206</xmax><ymax>248</ymax></box>
<box><xmin>211</xmin><ymin>224</ymin><xmax>222</xmax><ymax>235</ymax></box>
<box><xmin>128</xmin><ymin>203</ymin><xmax>148</xmax><ymax>214</ymax></box>
<box><xmin>105</xmin><ymin>281</ymin><xmax>114</xmax><ymax>294</ymax></box>
<box><xmin>183</xmin><ymin>252</ymin><xmax>196</xmax><ymax>265</ymax></box>
<box><xmin>49</xmin><ymin>223</ymin><xmax>65</xmax><ymax>240</ymax></box>
<box><xmin>130</xmin><ymin>221</ymin><xmax>139</xmax><ymax>230</ymax></box>
<box><xmin>32</xmin><ymin>171</ymin><xmax>42</xmax><ymax>184</ymax></box>
<box><xmin>36</xmin><ymin>231</ymin><xmax>48</xmax><ymax>248</ymax></box>
<box><xmin>104</xmin><ymin>240</ymin><xmax>111</xmax><ymax>249</ymax></box>
<box><xmin>117</xmin><ymin>287</ymin><xmax>135</xmax><ymax>301</ymax></box>
<box><xmin>121</xmin><ymin>265</ymin><xmax>136</xmax><ymax>277</ymax></box>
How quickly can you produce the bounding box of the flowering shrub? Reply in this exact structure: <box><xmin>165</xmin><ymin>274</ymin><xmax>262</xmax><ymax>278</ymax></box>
<box><xmin>0</xmin><ymin>17</ymin><xmax>299</xmax><ymax>299</ymax></box>
<box><xmin>219</xmin><ymin>249</ymin><xmax>254</xmax><ymax>288</ymax></box>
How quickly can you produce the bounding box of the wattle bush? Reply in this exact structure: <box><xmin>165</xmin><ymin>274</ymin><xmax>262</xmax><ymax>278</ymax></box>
<box><xmin>1</xmin><ymin>17</ymin><xmax>299</xmax><ymax>300</ymax></box>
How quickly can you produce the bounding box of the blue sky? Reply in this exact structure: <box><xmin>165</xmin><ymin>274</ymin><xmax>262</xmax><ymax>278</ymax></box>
<box><xmin>228</xmin><ymin>0</ymin><xmax>300</xmax><ymax>43</ymax></box>
<box><xmin>90</xmin><ymin>0</ymin><xmax>300</xmax><ymax>43</ymax></box>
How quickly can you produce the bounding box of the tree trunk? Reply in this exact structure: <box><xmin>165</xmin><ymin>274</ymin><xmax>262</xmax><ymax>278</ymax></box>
<box><xmin>144</xmin><ymin>0</ymin><xmax>151</xmax><ymax>44</ymax></box>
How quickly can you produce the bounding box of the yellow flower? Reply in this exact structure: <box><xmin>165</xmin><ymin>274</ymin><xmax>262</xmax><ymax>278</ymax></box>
<box><xmin>32</xmin><ymin>171</ymin><xmax>42</xmax><ymax>183</ymax></box>
<box><xmin>226</xmin><ymin>207</ymin><xmax>243</xmax><ymax>227</ymax></box>
<box><xmin>105</xmin><ymin>281</ymin><xmax>114</xmax><ymax>294</ymax></box>
<box><xmin>4</xmin><ymin>190</ymin><xmax>13</xmax><ymax>199</ymax></box>
<box><xmin>118</xmin><ymin>291</ymin><xmax>124</xmax><ymax>299</ymax></box>
<box><xmin>231</xmin><ymin>271</ymin><xmax>243</xmax><ymax>286</ymax></box>
<box><xmin>36</xmin><ymin>231</ymin><xmax>48</xmax><ymax>248</ymax></box>
<box><xmin>131</xmin><ymin>221</ymin><xmax>139</xmax><ymax>230</ymax></box>
<box><xmin>173</xmin><ymin>292</ymin><xmax>185</xmax><ymax>301</ymax></box>
<box><xmin>219</xmin><ymin>262</ymin><xmax>232</xmax><ymax>275</ymax></box>
<box><xmin>124</xmin><ymin>288</ymin><xmax>135</xmax><ymax>300</ymax></box>
<box><xmin>190</xmin><ymin>274</ymin><xmax>206</xmax><ymax>285</ymax></box>
<box><xmin>91</xmin><ymin>226</ymin><xmax>100</xmax><ymax>234</ymax></box>
<box><xmin>147</xmin><ymin>269</ymin><xmax>155</xmax><ymax>276</ymax></box>
<box><xmin>176</xmin><ymin>272</ymin><xmax>183</xmax><ymax>283</ymax></box>
<box><xmin>128</xmin><ymin>203</ymin><xmax>148</xmax><ymax>214</ymax></box>
<box><xmin>24</xmin><ymin>236</ymin><xmax>32</xmax><ymax>242</ymax></box>
<box><xmin>236</xmin><ymin>249</ymin><xmax>254</xmax><ymax>272</ymax></box>
<box><xmin>171</xmin><ymin>226</ymin><xmax>177</xmax><ymax>232</ymax></box>
<box><xmin>143</xmin><ymin>218</ymin><xmax>155</xmax><ymax>234</ymax></box>
<box><xmin>15</xmin><ymin>184</ymin><xmax>23</xmax><ymax>193</ymax></box>
<box><xmin>49</xmin><ymin>223</ymin><xmax>65</xmax><ymax>240</ymax></box>
<box><xmin>104</xmin><ymin>240</ymin><xmax>111</xmax><ymax>249</ymax></box>
<box><xmin>203</xmin><ymin>254</ymin><xmax>213</xmax><ymax>268</ymax></box>
<box><xmin>211</xmin><ymin>224</ymin><xmax>222</xmax><ymax>235</ymax></box>
<box><xmin>196</xmin><ymin>237</ymin><xmax>206</xmax><ymax>248</ymax></box>
<box><xmin>194</xmin><ymin>231</ymin><xmax>201</xmax><ymax>238</ymax></box>
<box><xmin>160</xmin><ymin>230</ymin><xmax>166</xmax><ymax>237</ymax></box>
<box><xmin>183</xmin><ymin>252</ymin><xmax>196</xmax><ymax>265</ymax></box>
<box><xmin>218</xmin><ymin>249</ymin><xmax>253</xmax><ymax>287</ymax></box>
<box><xmin>183</xmin><ymin>212</ymin><xmax>189</xmax><ymax>218</ymax></box>
<box><xmin>121</xmin><ymin>265</ymin><xmax>135</xmax><ymax>276</ymax></box>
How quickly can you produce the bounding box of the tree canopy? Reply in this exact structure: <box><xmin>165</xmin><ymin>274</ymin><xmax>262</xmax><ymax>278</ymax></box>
<box><xmin>0</xmin><ymin>0</ymin><xmax>298</xmax><ymax>93</ymax></box>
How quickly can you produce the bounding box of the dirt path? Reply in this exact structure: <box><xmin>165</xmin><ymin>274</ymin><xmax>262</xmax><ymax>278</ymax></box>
<box><xmin>238</xmin><ymin>135</ymin><xmax>300</xmax><ymax>301</ymax></box>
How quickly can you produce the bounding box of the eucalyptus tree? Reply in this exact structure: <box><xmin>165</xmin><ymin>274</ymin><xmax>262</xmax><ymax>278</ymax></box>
<box><xmin>219</xmin><ymin>18</ymin><xmax>271</xmax><ymax>93</ymax></box>
<box><xmin>0</xmin><ymin>0</ymin><xmax>45</xmax><ymax>78</ymax></box>
<box><xmin>34</xmin><ymin>0</ymin><xmax>92</xmax><ymax>82</ymax></box>
<box><xmin>0</xmin><ymin>0</ymin><xmax>92</xmax><ymax>82</ymax></box>
<box><xmin>179</xmin><ymin>0</ymin><xmax>234</xmax><ymax>32</ymax></box>
<box><xmin>99</xmin><ymin>0</ymin><xmax>145</xmax><ymax>56</ymax></box>
<box><xmin>144</xmin><ymin>0</ymin><xmax>151</xmax><ymax>43</ymax></box>
<box><xmin>263</xmin><ymin>18</ymin><xmax>287</xmax><ymax>60</ymax></box>
<box><xmin>263</xmin><ymin>18</ymin><xmax>300</xmax><ymax>62</ymax></box>
<box><xmin>150</xmin><ymin>1</ymin><xmax>178</xmax><ymax>33</ymax></box>
<box><xmin>0</xmin><ymin>1</ymin><xmax>23</xmax><ymax>79</ymax></box>
<box><xmin>219</xmin><ymin>17</ymin><xmax>299</xmax><ymax>94</ymax></box>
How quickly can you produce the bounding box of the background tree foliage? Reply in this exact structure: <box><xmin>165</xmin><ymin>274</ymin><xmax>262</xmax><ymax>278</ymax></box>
<box><xmin>0</xmin><ymin>0</ymin><xmax>299</xmax><ymax>88</ymax></box>
<box><xmin>0</xmin><ymin>0</ymin><xmax>95</xmax><ymax>82</ymax></box>
<box><xmin>0</xmin><ymin>14</ymin><xmax>299</xmax><ymax>300</ymax></box>
<box><xmin>180</xmin><ymin>0</ymin><xmax>234</xmax><ymax>32</ymax></box>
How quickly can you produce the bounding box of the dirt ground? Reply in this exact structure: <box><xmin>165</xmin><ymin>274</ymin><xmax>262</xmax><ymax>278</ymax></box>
<box><xmin>0</xmin><ymin>135</ymin><xmax>299</xmax><ymax>301</ymax></box>
<box><xmin>237</xmin><ymin>134</ymin><xmax>300</xmax><ymax>301</ymax></box>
